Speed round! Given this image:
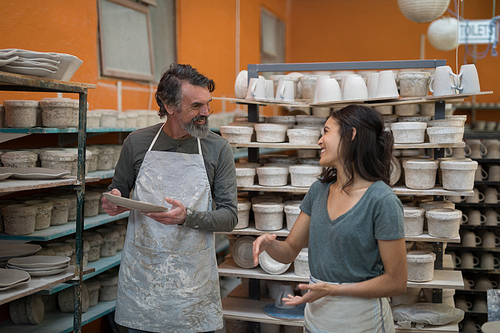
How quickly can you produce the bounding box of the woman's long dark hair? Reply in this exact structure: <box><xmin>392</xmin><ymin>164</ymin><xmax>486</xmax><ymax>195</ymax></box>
<box><xmin>319</xmin><ymin>105</ymin><xmax>394</xmax><ymax>192</ymax></box>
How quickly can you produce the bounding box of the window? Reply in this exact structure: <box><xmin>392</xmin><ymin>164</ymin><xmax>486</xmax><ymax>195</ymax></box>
<box><xmin>261</xmin><ymin>8</ymin><xmax>285</xmax><ymax>64</ymax></box>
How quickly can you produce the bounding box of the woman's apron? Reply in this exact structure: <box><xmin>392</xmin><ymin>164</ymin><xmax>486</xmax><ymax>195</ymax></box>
<box><xmin>115</xmin><ymin>124</ymin><xmax>222</xmax><ymax>333</ymax></box>
<box><xmin>304</xmin><ymin>276</ymin><xmax>394</xmax><ymax>333</ymax></box>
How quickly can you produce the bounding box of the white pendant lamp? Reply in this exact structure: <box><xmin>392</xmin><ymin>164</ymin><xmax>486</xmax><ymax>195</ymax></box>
<box><xmin>397</xmin><ymin>0</ymin><xmax>451</xmax><ymax>23</ymax></box>
<box><xmin>427</xmin><ymin>17</ymin><xmax>459</xmax><ymax>51</ymax></box>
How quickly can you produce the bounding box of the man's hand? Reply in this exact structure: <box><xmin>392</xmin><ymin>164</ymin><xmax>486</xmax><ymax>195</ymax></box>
<box><xmin>142</xmin><ymin>197</ymin><xmax>187</xmax><ymax>225</ymax></box>
<box><xmin>101</xmin><ymin>189</ymin><xmax>131</xmax><ymax>216</ymax></box>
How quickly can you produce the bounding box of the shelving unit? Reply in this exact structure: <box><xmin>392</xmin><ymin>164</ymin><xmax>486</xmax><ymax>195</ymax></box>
<box><xmin>220</xmin><ymin>59</ymin><xmax>475</xmax><ymax>332</ymax></box>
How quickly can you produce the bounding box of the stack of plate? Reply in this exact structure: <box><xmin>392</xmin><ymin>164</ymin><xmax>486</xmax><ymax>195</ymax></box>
<box><xmin>0</xmin><ymin>243</ymin><xmax>42</xmax><ymax>268</ymax></box>
<box><xmin>6</xmin><ymin>255</ymin><xmax>70</xmax><ymax>277</ymax></box>
<box><xmin>0</xmin><ymin>268</ymin><xmax>31</xmax><ymax>291</ymax></box>
<box><xmin>0</xmin><ymin>49</ymin><xmax>83</xmax><ymax>81</ymax></box>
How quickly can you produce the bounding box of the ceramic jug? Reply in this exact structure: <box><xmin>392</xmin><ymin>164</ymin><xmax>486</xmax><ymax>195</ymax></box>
<box><xmin>429</xmin><ymin>66</ymin><xmax>459</xmax><ymax>96</ymax></box>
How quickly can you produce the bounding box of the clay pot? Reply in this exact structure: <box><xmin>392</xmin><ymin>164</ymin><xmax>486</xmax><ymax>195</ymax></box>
<box><xmin>24</xmin><ymin>200</ymin><xmax>53</xmax><ymax>230</ymax></box>
<box><xmin>1</xmin><ymin>204</ymin><xmax>37</xmax><ymax>235</ymax></box>
<box><xmin>407</xmin><ymin>250</ymin><xmax>436</xmax><ymax>282</ymax></box>
<box><xmin>3</xmin><ymin>100</ymin><xmax>38</xmax><ymax>128</ymax></box>
<box><xmin>253</xmin><ymin>203</ymin><xmax>284</xmax><ymax>231</ymax></box>
<box><xmin>219</xmin><ymin>126</ymin><xmax>253</xmax><ymax>144</ymax></box>
<box><xmin>236</xmin><ymin>200</ymin><xmax>251</xmax><ymax>229</ymax></box>
<box><xmin>1</xmin><ymin>150</ymin><xmax>38</xmax><ymax>168</ymax></box>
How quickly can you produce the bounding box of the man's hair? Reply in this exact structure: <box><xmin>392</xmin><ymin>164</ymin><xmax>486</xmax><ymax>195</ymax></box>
<box><xmin>155</xmin><ymin>64</ymin><xmax>215</xmax><ymax>117</ymax></box>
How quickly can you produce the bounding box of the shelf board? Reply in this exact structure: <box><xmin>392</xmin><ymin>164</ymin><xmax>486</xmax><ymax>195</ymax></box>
<box><xmin>0</xmin><ymin>265</ymin><xmax>94</xmax><ymax>306</ymax></box>
<box><xmin>473</xmin><ymin>181</ymin><xmax>500</xmax><ymax>186</ymax></box>
<box><xmin>454</xmin><ymin>268</ymin><xmax>500</xmax><ymax>274</ymax></box>
<box><xmin>0</xmin><ymin>212</ymin><xmax>129</xmax><ymax>241</ymax></box>
<box><xmin>0</xmin><ymin>71</ymin><xmax>96</xmax><ymax>93</ymax></box>
<box><xmin>238</xmin><ymin>185</ymin><xmax>309</xmax><ymax>193</ymax></box>
<box><xmin>218</xmin><ymin>223</ymin><xmax>460</xmax><ymax>243</ymax></box>
<box><xmin>464</xmin><ymin>132</ymin><xmax>500</xmax><ymax>140</ymax></box>
<box><xmin>0</xmin><ymin>127</ymin><xmax>137</xmax><ymax>134</ymax></box>
<box><xmin>222</xmin><ymin>297</ymin><xmax>459</xmax><ymax>332</ymax></box>
<box><xmin>0</xmin><ymin>175</ymin><xmax>100</xmax><ymax>193</ymax></box>
<box><xmin>218</xmin><ymin>259</ymin><xmax>464</xmax><ymax>289</ymax></box>
<box><xmin>87</xmin><ymin>169</ymin><xmax>115</xmax><ymax>180</ymax></box>
<box><xmin>459</xmin><ymin>225</ymin><xmax>500</xmax><ymax>230</ymax></box>
<box><xmin>0</xmin><ymin>300</ymin><xmax>116</xmax><ymax>333</ymax></box>
<box><xmin>230</xmin><ymin>142</ymin><xmax>465</xmax><ymax>150</ymax></box>
<box><xmin>446</xmin><ymin>245</ymin><xmax>500</xmax><ymax>253</ymax></box>
<box><xmin>470</xmin><ymin>159</ymin><xmax>500</xmax><ymax>164</ymax></box>
<box><xmin>454</xmin><ymin>203</ymin><xmax>500</xmax><ymax>208</ymax></box>
<box><xmin>455</xmin><ymin>290</ymin><xmax>487</xmax><ymax>295</ymax></box>
<box><xmin>391</xmin><ymin>187</ymin><xmax>473</xmax><ymax>197</ymax></box>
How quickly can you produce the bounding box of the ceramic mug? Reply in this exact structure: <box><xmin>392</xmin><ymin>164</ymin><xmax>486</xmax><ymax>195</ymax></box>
<box><xmin>275</xmin><ymin>79</ymin><xmax>295</xmax><ymax>102</ymax></box>
<box><xmin>455</xmin><ymin>297</ymin><xmax>473</xmax><ymax>311</ymax></box>
<box><xmin>480</xmin><ymin>253</ymin><xmax>500</xmax><ymax>269</ymax></box>
<box><xmin>429</xmin><ymin>65</ymin><xmax>459</xmax><ymax>96</ymax></box>
<box><xmin>451</xmin><ymin>146</ymin><xmax>471</xmax><ymax>158</ymax></box>
<box><xmin>313</xmin><ymin>78</ymin><xmax>342</xmax><ymax>103</ymax></box>
<box><xmin>484</xmin><ymin>209</ymin><xmax>500</xmax><ymax>226</ymax></box>
<box><xmin>246</xmin><ymin>77</ymin><xmax>266</xmax><ymax>100</ymax></box>
<box><xmin>475</xmin><ymin>164</ymin><xmax>488</xmax><ymax>181</ymax></box>
<box><xmin>448</xmin><ymin>251</ymin><xmax>461</xmax><ymax>267</ymax></box>
<box><xmin>472</xmin><ymin>298</ymin><xmax>488</xmax><ymax>312</ymax></box>
<box><xmin>265</xmin><ymin>79</ymin><xmax>275</xmax><ymax>100</ymax></box>
<box><xmin>274</xmin><ymin>283</ymin><xmax>295</xmax><ymax>309</ymax></box>
<box><xmin>482</xmin><ymin>231</ymin><xmax>500</xmax><ymax>247</ymax></box>
<box><xmin>485</xmin><ymin>142</ymin><xmax>500</xmax><ymax>159</ymax></box>
<box><xmin>467</xmin><ymin>210</ymin><xmax>486</xmax><ymax>226</ymax></box>
<box><xmin>465</xmin><ymin>188</ymin><xmax>485</xmax><ymax>203</ymax></box>
<box><xmin>488</xmin><ymin>165</ymin><xmax>500</xmax><ymax>181</ymax></box>
<box><xmin>475</xmin><ymin>277</ymin><xmax>498</xmax><ymax>291</ymax></box>
<box><xmin>462</xmin><ymin>231</ymin><xmax>482</xmax><ymax>247</ymax></box>
<box><xmin>447</xmin><ymin>195</ymin><xmax>466</xmax><ymax>203</ymax></box>
<box><xmin>466</xmin><ymin>139</ymin><xmax>487</xmax><ymax>159</ymax></box>
<box><xmin>337</xmin><ymin>73</ymin><xmax>359</xmax><ymax>95</ymax></box>
<box><xmin>474</xmin><ymin>120</ymin><xmax>487</xmax><ymax>132</ymax></box>
<box><xmin>343</xmin><ymin>76</ymin><xmax>368</xmax><ymax>101</ymax></box>
<box><xmin>461</xmin><ymin>252</ymin><xmax>480</xmax><ymax>268</ymax></box>
<box><xmin>461</xmin><ymin>319</ymin><xmax>481</xmax><ymax>333</ymax></box>
<box><xmin>463</xmin><ymin>277</ymin><xmax>475</xmax><ymax>290</ymax></box>
<box><xmin>484</xmin><ymin>187</ymin><xmax>500</xmax><ymax>204</ymax></box>
<box><xmin>461</xmin><ymin>212</ymin><xmax>469</xmax><ymax>224</ymax></box>
<box><xmin>376</xmin><ymin>70</ymin><xmax>399</xmax><ymax>98</ymax></box>
<box><xmin>366</xmin><ymin>72</ymin><xmax>379</xmax><ymax>98</ymax></box>
<box><xmin>457</xmin><ymin>64</ymin><xmax>481</xmax><ymax>94</ymax></box>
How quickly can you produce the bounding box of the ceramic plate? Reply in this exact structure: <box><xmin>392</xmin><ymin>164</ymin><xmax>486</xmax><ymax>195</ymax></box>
<box><xmin>26</xmin><ymin>267</ymin><xmax>67</xmax><ymax>277</ymax></box>
<box><xmin>17</xmin><ymin>57</ymin><xmax>60</xmax><ymax>65</ymax></box>
<box><xmin>259</xmin><ymin>251</ymin><xmax>291</xmax><ymax>275</ymax></box>
<box><xmin>0</xmin><ymin>172</ymin><xmax>13</xmax><ymax>180</ymax></box>
<box><xmin>0</xmin><ymin>268</ymin><xmax>31</xmax><ymax>286</ymax></box>
<box><xmin>44</xmin><ymin>53</ymin><xmax>83</xmax><ymax>81</ymax></box>
<box><xmin>0</xmin><ymin>276</ymin><xmax>31</xmax><ymax>291</ymax></box>
<box><xmin>0</xmin><ymin>244</ymin><xmax>42</xmax><ymax>260</ymax></box>
<box><xmin>232</xmin><ymin>236</ymin><xmax>256</xmax><ymax>269</ymax></box>
<box><xmin>0</xmin><ymin>64</ymin><xmax>56</xmax><ymax>77</ymax></box>
<box><xmin>103</xmin><ymin>193</ymin><xmax>169</xmax><ymax>212</ymax></box>
<box><xmin>10</xmin><ymin>59</ymin><xmax>59</xmax><ymax>71</ymax></box>
<box><xmin>0</xmin><ymin>49</ymin><xmax>59</xmax><ymax>60</ymax></box>
<box><xmin>0</xmin><ymin>56</ymin><xmax>19</xmax><ymax>67</ymax></box>
<box><xmin>0</xmin><ymin>49</ymin><xmax>17</xmax><ymax>58</ymax></box>
<box><xmin>8</xmin><ymin>255</ymin><xmax>70</xmax><ymax>268</ymax></box>
<box><xmin>7</xmin><ymin>262</ymin><xmax>68</xmax><ymax>271</ymax></box>
<box><xmin>0</xmin><ymin>167</ymin><xmax>71</xmax><ymax>180</ymax></box>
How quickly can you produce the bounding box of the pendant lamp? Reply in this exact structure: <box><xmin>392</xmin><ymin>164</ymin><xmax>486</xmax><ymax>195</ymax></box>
<box><xmin>427</xmin><ymin>17</ymin><xmax>459</xmax><ymax>51</ymax></box>
<box><xmin>397</xmin><ymin>0</ymin><xmax>451</xmax><ymax>23</ymax></box>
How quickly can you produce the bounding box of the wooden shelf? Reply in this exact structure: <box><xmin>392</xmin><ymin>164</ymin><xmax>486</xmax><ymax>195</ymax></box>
<box><xmin>0</xmin><ymin>265</ymin><xmax>94</xmax><ymax>306</ymax></box>
<box><xmin>0</xmin><ymin>300</ymin><xmax>116</xmax><ymax>333</ymax></box>
<box><xmin>0</xmin><ymin>127</ymin><xmax>137</xmax><ymax>134</ymax></box>
<box><xmin>230</xmin><ymin>142</ymin><xmax>465</xmax><ymax>150</ymax></box>
<box><xmin>0</xmin><ymin>175</ymin><xmax>100</xmax><ymax>193</ymax></box>
<box><xmin>0</xmin><ymin>212</ymin><xmax>129</xmax><ymax>241</ymax></box>
<box><xmin>86</xmin><ymin>169</ymin><xmax>115</xmax><ymax>180</ymax></box>
<box><xmin>218</xmin><ymin>259</ymin><xmax>464</xmax><ymax>290</ymax></box>
<box><xmin>446</xmin><ymin>245</ymin><xmax>500</xmax><ymax>253</ymax></box>
<box><xmin>237</xmin><ymin>185</ymin><xmax>309</xmax><ymax>193</ymax></box>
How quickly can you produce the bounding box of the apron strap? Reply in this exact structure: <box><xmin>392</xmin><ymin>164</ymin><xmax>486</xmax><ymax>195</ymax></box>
<box><xmin>197</xmin><ymin>138</ymin><xmax>202</xmax><ymax>156</ymax></box>
<box><xmin>148</xmin><ymin>122</ymin><xmax>166</xmax><ymax>152</ymax></box>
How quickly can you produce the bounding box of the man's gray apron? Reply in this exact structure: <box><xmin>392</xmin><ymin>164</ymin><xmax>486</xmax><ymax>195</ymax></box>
<box><xmin>115</xmin><ymin>124</ymin><xmax>222</xmax><ymax>332</ymax></box>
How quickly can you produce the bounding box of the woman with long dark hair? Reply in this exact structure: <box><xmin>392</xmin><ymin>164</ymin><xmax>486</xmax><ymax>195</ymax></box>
<box><xmin>253</xmin><ymin>105</ymin><xmax>406</xmax><ymax>332</ymax></box>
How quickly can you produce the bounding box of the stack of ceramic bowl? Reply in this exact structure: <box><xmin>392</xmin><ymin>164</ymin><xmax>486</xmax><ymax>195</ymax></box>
<box><xmin>232</xmin><ymin>236</ymin><xmax>256</xmax><ymax>269</ymax></box>
<box><xmin>0</xmin><ymin>244</ymin><xmax>42</xmax><ymax>267</ymax></box>
<box><xmin>0</xmin><ymin>268</ymin><xmax>31</xmax><ymax>291</ymax></box>
<box><xmin>7</xmin><ymin>255</ymin><xmax>70</xmax><ymax>277</ymax></box>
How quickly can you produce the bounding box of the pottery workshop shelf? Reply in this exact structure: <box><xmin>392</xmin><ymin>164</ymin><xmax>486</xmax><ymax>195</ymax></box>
<box><xmin>0</xmin><ymin>127</ymin><xmax>138</xmax><ymax>134</ymax></box>
<box><xmin>0</xmin><ymin>212</ymin><xmax>129</xmax><ymax>241</ymax></box>
<box><xmin>0</xmin><ymin>175</ymin><xmax>100</xmax><ymax>193</ymax></box>
<box><xmin>218</xmin><ymin>259</ymin><xmax>465</xmax><ymax>290</ymax></box>
<box><xmin>230</xmin><ymin>142</ymin><xmax>465</xmax><ymax>150</ymax></box>
<box><xmin>459</xmin><ymin>225</ymin><xmax>500</xmax><ymax>230</ymax></box>
<box><xmin>87</xmin><ymin>169</ymin><xmax>115</xmax><ymax>180</ymax></box>
<box><xmin>447</xmin><ymin>245</ymin><xmax>500</xmax><ymax>253</ymax></box>
<box><xmin>0</xmin><ymin>299</ymin><xmax>116</xmax><ymax>333</ymax></box>
<box><xmin>38</xmin><ymin>251</ymin><xmax>122</xmax><ymax>295</ymax></box>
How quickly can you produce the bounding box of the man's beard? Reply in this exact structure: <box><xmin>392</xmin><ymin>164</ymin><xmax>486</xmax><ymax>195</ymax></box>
<box><xmin>180</xmin><ymin>115</ymin><xmax>210</xmax><ymax>138</ymax></box>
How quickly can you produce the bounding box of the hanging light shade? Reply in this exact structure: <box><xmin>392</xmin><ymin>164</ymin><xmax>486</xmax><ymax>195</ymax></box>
<box><xmin>427</xmin><ymin>17</ymin><xmax>459</xmax><ymax>51</ymax></box>
<box><xmin>397</xmin><ymin>0</ymin><xmax>451</xmax><ymax>23</ymax></box>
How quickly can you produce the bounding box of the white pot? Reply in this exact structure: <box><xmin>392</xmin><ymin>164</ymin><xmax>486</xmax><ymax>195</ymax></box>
<box><xmin>403</xmin><ymin>159</ymin><xmax>439</xmax><ymax>189</ymax></box>
<box><xmin>254</xmin><ymin>123</ymin><xmax>288</xmax><ymax>143</ymax></box>
<box><xmin>287</xmin><ymin>128</ymin><xmax>320</xmax><ymax>145</ymax></box>
<box><xmin>403</xmin><ymin>206</ymin><xmax>425</xmax><ymax>236</ymax></box>
<box><xmin>256</xmin><ymin>166</ymin><xmax>288</xmax><ymax>186</ymax></box>
<box><xmin>284</xmin><ymin>203</ymin><xmax>301</xmax><ymax>230</ymax></box>
<box><xmin>3</xmin><ymin>100</ymin><xmax>38</xmax><ymax>128</ymax></box>
<box><xmin>440</xmin><ymin>160</ymin><xmax>478</xmax><ymax>191</ymax></box>
<box><xmin>293</xmin><ymin>248</ymin><xmax>310</xmax><ymax>277</ymax></box>
<box><xmin>425</xmin><ymin>208</ymin><xmax>462</xmax><ymax>238</ymax></box>
<box><xmin>391</xmin><ymin>122</ymin><xmax>427</xmax><ymax>143</ymax></box>
<box><xmin>426</xmin><ymin>126</ymin><xmax>464</xmax><ymax>144</ymax></box>
<box><xmin>289</xmin><ymin>165</ymin><xmax>323</xmax><ymax>187</ymax></box>
<box><xmin>39</xmin><ymin>98</ymin><xmax>78</xmax><ymax>128</ymax></box>
<box><xmin>236</xmin><ymin>200</ymin><xmax>251</xmax><ymax>229</ymax></box>
<box><xmin>407</xmin><ymin>250</ymin><xmax>436</xmax><ymax>282</ymax></box>
<box><xmin>252</xmin><ymin>203</ymin><xmax>284</xmax><ymax>231</ymax></box>
<box><xmin>397</xmin><ymin>72</ymin><xmax>431</xmax><ymax>97</ymax></box>
<box><xmin>235</xmin><ymin>167</ymin><xmax>256</xmax><ymax>187</ymax></box>
<box><xmin>219</xmin><ymin>125</ymin><xmax>254</xmax><ymax>144</ymax></box>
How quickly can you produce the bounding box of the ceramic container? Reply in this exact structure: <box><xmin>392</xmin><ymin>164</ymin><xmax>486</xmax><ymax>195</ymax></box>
<box><xmin>252</xmin><ymin>203</ymin><xmax>284</xmax><ymax>231</ymax></box>
<box><xmin>407</xmin><ymin>250</ymin><xmax>436</xmax><ymax>282</ymax></box>
<box><xmin>426</xmin><ymin>126</ymin><xmax>464</xmax><ymax>144</ymax></box>
<box><xmin>397</xmin><ymin>72</ymin><xmax>431</xmax><ymax>97</ymax></box>
<box><xmin>47</xmin><ymin>197</ymin><xmax>71</xmax><ymax>226</ymax></box>
<box><xmin>39</xmin><ymin>150</ymin><xmax>74</xmax><ymax>172</ymax></box>
<box><xmin>116</xmin><ymin>113</ymin><xmax>126</xmax><ymax>128</ymax></box>
<box><xmin>284</xmin><ymin>202</ymin><xmax>301</xmax><ymax>230</ymax></box>
<box><xmin>10</xmin><ymin>294</ymin><xmax>45</xmax><ymax>325</ymax></box>
<box><xmin>235</xmin><ymin>167</ymin><xmax>256</xmax><ymax>187</ymax></box>
<box><xmin>267</xmin><ymin>115</ymin><xmax>296</xmax><ymax>128</ymax></box>
<box><xmin>99</xmin><ymin>273</ymin><xmax>119</xmax><ymax>301</ymax></box>
<box><xmin>39</xmin><ymin>98</ymin><xmax>78</xmax><ymax>128</ymax></box>
<box><xmin>236</xmin><ymin>200</ymin><xmax>251</xmax><ymax>229</ymax></box>
<box><xmin>84</xmin><ymin>231</ymin><xmax>103</xmax><ymax>262</ymax></box>
<box><xmin>427</xmin><ymin>116</ymin><xmax>466</xmax><ymax>128</ymax></box>
<box><xmin>425</xmin><ymin>208</ymin><xmax>461</xmax><ymax>238</ymax></box>
<box><xmin>256</xmin><ymin>166</ymin><xmax>288</xmax><ymax>186</ymax></box>
<box><xmin>96</xmin><ymin>228</ymin><xmax>119</xmax><ymax>257</ymax></box>
<box><xmin>254</xmin><ymin>123</ymin><xmax>288</xmax><ymax>143</ymax></box>
<box><xmin>220</xmin><ymin>126</ymin><xmax>254</xmax><ymax>144</ymax></box>
<box><xmin>24</xmin><ymin>200</ymin><xmax>53</xmax><ymax>230</ymax></box>
<box><xmin>94</xmin><ymin>109</ymin><xmax>118</xmax><ymax>127</ymax></box>
<box><xmin>110</xmin><ymin>224</ymin><xmax>127</xmax><ymax>251</ymax></box>
<box><xmin>86</xmin><ymin>111</ymin><xmax>101</xmax><ymax>128</ymax></box>
<box><xmin>231</xmin><ymin>236</ymin><xmax>256</xmax><ymax>268</ymax></box>
<box><xmin>96</xmin><ymin>145</ymin><xmax>115</xmax><ymax>170</ymax></box>
<box><xmin>403</xmin><ymin>159</ymin><xmax>439</xmax><ymax>189</ymax></box>
<box><xmin>1</xmin><ymin>204</ymin><xmax>37</xmax><ymax>235</ymax></box>
<box><xmin>86</xmin><ymin>279</ymin><xmax>101</xmax><ymax>307</ymax></box>
<box><xmin>3</xmin><ymin>100</ymin><xmax>39</xmax><ymax>128</ymax></box>
<box><xmin>59</xmin><ymin>282</ymin><xmax>89</xmax><ymax>313</ymax></box>
<box><xmin>86</xmin><ymin>146</ymin><xmax>100</xmax><ymax>172</ymax></box>
<box><xmin>293</xmin><ymin>248</ymin><xmax>310</xmax><ymax>277</ymax></box>
<box><xmin>403</xmin><ymin>206</ymin><xmax>425</xmax><ymax>236</ymax></box>
<box><xmin>259</xmin><ymin>250</ymin><xmax>291</xmax><ymax>275</ymax></box>
<box><xmin>440</xmin><ymin>160</ymin><xmax>478</xmax><ymax>191</ymax></box>
<box><xmin>61</xmin><ymin>193</ymin><xmax>77</xmax><ymax>221</ymax></box>
<box><xmin>60</xmin><ymin>148</ymin><xmax>91</xmax><ymax>176</ymax></box>
<box><xmin>84</xmin><ymin>191</ymin><xmax>102</xmax><ymax>217</ymax></box>
<box><xmin>44</xmin><ymin>242</ymin><xmax>74</xmax><ymax>257</ymax></box>
<box><xmin>1</xmin><ymin>150</ymin><xmax>38</xmax><ymax>168</ymax></box>
<box><xmin>124</xmin><ymin>112</ymin><xmax>138</xmax><ymax>128</ymax></box>
<box><xmin>286</xmin><ymin>128</ymin><xmax>321</xmax><ymax>145</ymax></box>
<box><xmin>391</xmin><ymin>122</ymin><xmax>427</xmax><ymax>143</ymax></box>
<box><xmin>65</xmin><ymin>239</ymin><xmax>90</xmax><ymax>267</ymax></box>
<box><xmin>289</xmin><ymin>165</ymin><xmax>323</xmax><ymax>187</ymax></box>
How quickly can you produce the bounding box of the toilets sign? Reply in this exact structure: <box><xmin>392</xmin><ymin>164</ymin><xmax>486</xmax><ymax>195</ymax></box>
<box><xmin>458</xmin><ymin>19</ymin><xmax>499</xmax><ymax>45</ymax></box>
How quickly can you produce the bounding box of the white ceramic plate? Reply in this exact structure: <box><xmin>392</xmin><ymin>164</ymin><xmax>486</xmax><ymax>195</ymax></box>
<box><xmin>103</xmin><ymin>193</ymin><xmax>169</xmax><ymax>212</ymax></box>
<box><xmin>17</xmin><ymin>57</ymin><xmax>60</xmax><ymax>65</ymax></box>
<box><xmin>8</xmin><ymin>255</ymin><xmax>70</xmax><ymax>268</ymax></box>
<box><xmin>259</xmin><ymin>251</ymin><xmax>291</xmax><ymax>275</ymax></box>
<box><xmin>0</xmin><ymin>276</ymin><xmax>31</xmax><ymax>291</ymax></box>
<box><xmin>0</xmin><ymin>64</ymin><xmax>56</xmax><ymax>77</ymax></box>
<box><xmin>0</xmin><ymin>172</ymin><xmax>13</xmax><ymax>180</ymax></box>
<box><xmin>0</xmin><ymin>268</ymin><xmax>31</xmax><ymax>286</ymax></box>
<box><xmin>26</xmin><ymin>267</ymin><xmax>67</xmax><ymax>277</ymax></box>
<box><xmin>7</xmin><ymin>262</ymin><xmax>68</xmax><ymax>271</ymax></box>
<box><xmin>0</xmin><ymin>167</ymin><xmax>71</xmax><ymax>180</ymax></box>
<box><xmin>0</xmin><ymin>49</ymin><xmax>17</xmax><ymax>58</ymax></box>
<box><xmin>10</xmin><ymin>59</ymin><xmax>59</xmax><ymax>71</ymax></box>
<box><xmin>232</xmin><ymin>236</ymin><xmax>256</xmax><ymax>269</ymax></box>
<box><xmin>0</xmin><ymin>49</ymin><xmax>59</xmax><ymax>60</ymax></box>
<box><xmin>0</xmin><ymin>56</ymin><xmax>19</xmax><ymax>67</ymax></box>
<box><xmin>234</xmin><ymin>70</ymin><xmax>248</xmax><ymax>99</ymax></box>
<box><xmin>0</xmin><ymin>244</ymin><xmax>42</xmax><ymax>260</ymax></box>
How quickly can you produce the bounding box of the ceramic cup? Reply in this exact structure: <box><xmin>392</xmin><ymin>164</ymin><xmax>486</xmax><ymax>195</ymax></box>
<box><xmin>484</xmin><ymin>209</ymin><xmax>500</xmax><ymax>226</ymax></box>
<box><xmin>466</xmin><ymin>140</ymin><xmax>487</xmax><ymax>159</ymax></box>
<box><xmin>474</xmin><ymin>120</ymin><xmax>487</xmax><ymax>131</ymax></box>
<box><xmin>461</xmin><ymin>251</ymin><xmax>480</xmax><ymax>268</ymax></box>
<box><xmin>313</xmin><ymin>78</ymin><xmax>342</xmax><ymax>103</ymax></box>
<box><xmin>462</xmin><ymin>231</ymin><xmax>482</xmax><ymax>247</ymax></box>
<box><xmin>265</xmin><ymin>79</ymin><xmax>275</xmax><ymax>100</ymax></box>
<box><xmin>465</xmin><ymin>188</ymin><xmax>485</xmax><ymax>203</ymax></box>
<box><xmin>447</xmin><ymin>195</ymin><xmax>466</xmax><ymax>203</ymax></box>
<box><xmin>475</xmin><ymin>164</ymin><xmax>488</xmax><ymax>181</ymax></box>
<box><xmin>475</xmin><ymin>277</ymin><xmax>497</xmax><ymax>291</ymax></box>
<box><xmin>482</xmin><ymin>231</ymin><xmax>500</xmax><ymax>247</ymax></box>
<box><xmin>467</xmin><ymin>210</ymin><xmax>486</xmax><ymax>226</ymax></box>
<box><xmin>485</xmin><ymin>140</ymin><xmax>500</xmax><ymax>158</ymax></box>
<box><xmin>488</xmin><ymin>165</ymin><xmax>500</xmax><ymax>181</ymax></box>
<box><xmin>274</xmin><ymin>283</ymin><xmax>295</xmax><ymax>309</ymax></box>
<box><xmin>337</xmin><ymin>73</ymin><xmax>359</xmax><ymax>96</ymax></box>
<box><xmin>463</xmin><ymin>277</ymin><xmax>475</xmax><ymax>290</ymax></box>
<box><xmin>366</xmin><ymin>72</ymin><xmax>379</xmax><ymax>98</ymax></box>
<box><xmin>487</xmin><ymin>121</ymin><xmax>498</xmax><ymax>131</ymax></box>
<box><xmin>246</xmin><ymin>77</ymin><xmax>266</xmax><ymax>100</ymax></box>
<box><xmin>481</xmin><ymin>253</ymin><xmax>500</xmax><ymax>269</ymax></box>
<box><xmin>376</xmin><ymin>70</ymin><xmax>399</xmax><ymax>98</ymax></box>
<box><xmin>472</xmin><ymin>298</ymin><xmax>488</xmax><ymax>312</ymax></box>
<box><xmin>429</xmin><ymin>65</ymin><xmax>459</xmax><ymax>96</ymax></box>
<box><xmin>343</xmin><ymin>76</ymin><xmax>368</xmax><ymax>101</ymax></box>
<box><xmin>485</xmin><ymin>187</ymin><xmax>500</xmax><ymax>204</ymax></box>
<box><xmin>455</xmin><ymin>297</ymin><xmax>473</xmax><ymax>311</ymax></box>
<box><xmin>448</xmin><ymin>251</ymin><xmax>461</xmax><ymax>267</ymax></box>
<box><xmin>451</xmin><ymin>146</ymin><xmax>471</xmax><ymax>158</ymax></box>
<box><xmin>461</xmin><ymin>319</ymin><xmax>481</xmax><ymax>333</ymax></box>
<box><xmin>275</xmin><ymin>79</ymin><xmax>295</xmax><ymax>102</ymax></box>
<box><xmin>457</xmin><ymin>64</ymin><xmax>481</xmax><ymax>94</ymax></box>
<box><xmin>461</xmin><ymin>212</ymin><xmax>469</xmax><ymax>224</ymax></box>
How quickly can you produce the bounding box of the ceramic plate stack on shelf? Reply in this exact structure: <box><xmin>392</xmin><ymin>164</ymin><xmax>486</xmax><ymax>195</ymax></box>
<box><xmin>6</xmin><ymin>255</ymin><xmax>70</xmax><ymax>277</ymax></box>
<box><xmin>0</xmin><ymin>244</ymin><xmax>42</xmax><ymax>268</ymax></box>
<box><xmin>0</xmin><ymin>268</ymin><xmax>31</xmax><ymax>291</ymax></box>
<box><xmin>0</xmin><ymin>49</ymin><xmax>83</xmax><ymax>81</ymax></box>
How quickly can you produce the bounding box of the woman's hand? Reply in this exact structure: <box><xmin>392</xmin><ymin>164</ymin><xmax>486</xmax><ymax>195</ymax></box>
<box><xmin>101</xmin><ymin>189</ymin><xmax>131</xmax><ymax>216</ymax></box>
<box><xmin>252</xmin><ymin>233</ymin><xmax>277</xmax><ymax>267</ymax></box>
<box><xmin>282</xmin><ymin>282</ymin><xmax>334</xmax><ymax>305</ymax></box>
